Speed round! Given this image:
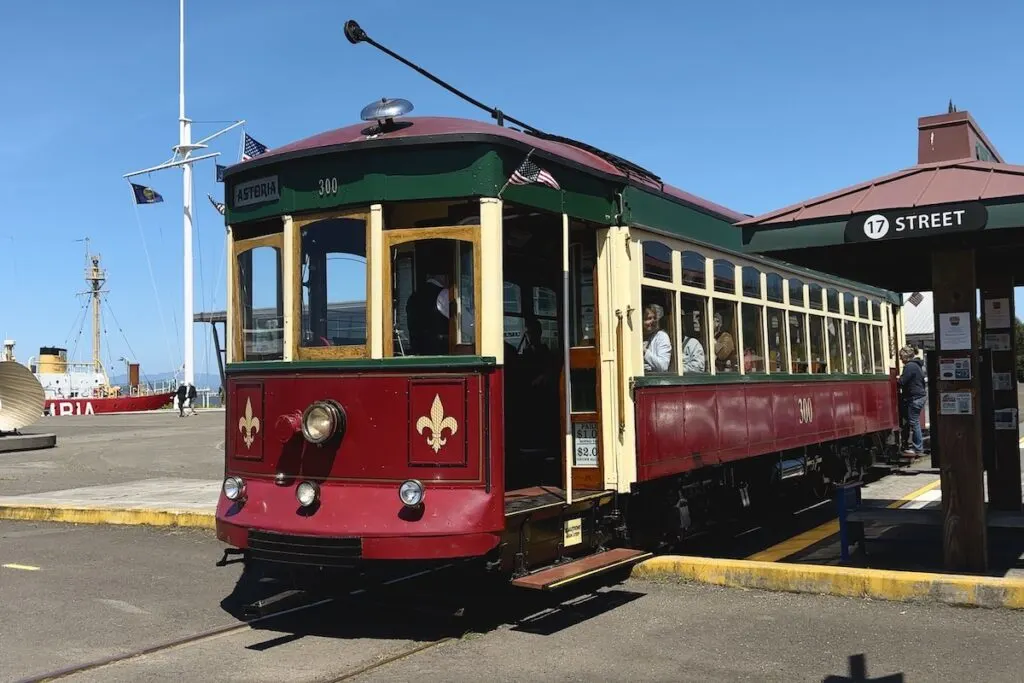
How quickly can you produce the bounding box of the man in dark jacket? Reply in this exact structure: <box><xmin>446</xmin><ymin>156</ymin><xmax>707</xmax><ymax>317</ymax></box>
<box><xmin>898</xmin><ymin>345</ymin><xmax>927</xmax><ymax>455</ymax></box>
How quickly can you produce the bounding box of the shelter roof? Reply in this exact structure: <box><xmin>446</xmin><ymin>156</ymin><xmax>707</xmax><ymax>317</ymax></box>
<box><xmin>737</xmin><ymin>158</ymin><xmax>1024</xmax><ymax>227</ymax></box>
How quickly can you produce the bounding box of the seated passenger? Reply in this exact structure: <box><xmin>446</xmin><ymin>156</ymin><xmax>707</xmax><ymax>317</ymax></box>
<box><xmin>681</xmin><ymin>334</ymin><xmax>706</xmax><ymax>373</ymax></box>
<box><xmin>713</xmin><ymin>311</ymin><xmax>737</xmax><ymax>371</ymax></box>
<box><xmin>642</xmin><ymin>304</ymin><xmax>672</xmax><ymax>373</ymax></box>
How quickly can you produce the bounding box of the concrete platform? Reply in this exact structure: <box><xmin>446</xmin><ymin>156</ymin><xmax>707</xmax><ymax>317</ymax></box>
<box><xmin>0</xmin><ymin>432</ymin><xmax>56</xmax><ymax>453</ymax></box>
<box><xmin>0</xmin><ymin>478</ymin><xmax>218</xmax><ymax>528</ymax></box>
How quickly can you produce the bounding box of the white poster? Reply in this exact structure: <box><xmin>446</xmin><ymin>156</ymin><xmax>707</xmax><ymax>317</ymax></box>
<box><xmin>939</xmin><ymin>358</ymin><xmax>971</xmax><ymax>381</ymax></box>
<box><xmin>985</xmin><ymin>333</ymin><xmax>1012</xmax><ymax>351</ymax></box>
<box><xmin>940</xmin><ymin>391</ymin><xmax>973</xmax><ymax>415</ymax></box>
<box><xmin>993</xmin><ymin>372</ymin><xmax>1013</xmax><ymax>391</ymax></box>
<box><xmin>573</xmin><ymin>422</ymin><xmax>598</xmax><ymax>468</ymax></box>
<box><xmin>984</xmin><ymin>298</ymin><xmax>1012</xmax><ymax>329</ymax></box>
<box><xmin>994</xmin><ymin>408</ymin><xmax>1018</xmax><ymax>431</ymax></box>
<box><xmin>938</xmin><ymin>312</ymin><xmax>972</xmax><ymax>350</ymax></box>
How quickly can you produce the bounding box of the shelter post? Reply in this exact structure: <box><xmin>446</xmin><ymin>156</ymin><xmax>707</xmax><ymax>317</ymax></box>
<box><xmin>978</xmin><ymin>259</ymin><xmax>1022</xmax><ymax>511</ymax></box>
<box><xmin>931</xmin><ymin>248</ymin><xmax>987</xmax><ymax>572</ymax></box>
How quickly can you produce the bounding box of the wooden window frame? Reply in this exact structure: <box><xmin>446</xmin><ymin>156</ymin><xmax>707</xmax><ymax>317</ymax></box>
<box><xmin>232</xmin><ymin>232</ymin><xmax>285</xmax><ymax>363</ymax></box>
<box><xmin>633</xmin><ymin>232</ymin><xmax>896</xmax><ymax>379</ymax></box>
<box><xmin>381</xmin><ymin>225</ymin><xmax>482</xmax><ymax>358</ymax></box>
<box><xmin>291</xmin><ymin>209</ymin><xmax>371</xmax><ymax>361</ymax></box>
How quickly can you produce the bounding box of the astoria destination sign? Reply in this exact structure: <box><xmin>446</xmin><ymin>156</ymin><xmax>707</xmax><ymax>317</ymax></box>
<box><xmin>233</xmin><ymin>175</ymin><xmax>280</xmax><ymax>208</ymax></box>
<box><xmin>844</xmin><ymin>201</ymin><xmax>987</xmax><ymax>243</ymax></box>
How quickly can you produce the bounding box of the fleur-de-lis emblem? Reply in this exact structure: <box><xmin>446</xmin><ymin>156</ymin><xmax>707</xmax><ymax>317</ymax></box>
<box><xmin>415</xmin><ymin>394</ymin><xmax>458</xmax><ymax>454</ymax></box>
<box><xmin>238</xmin><ymin>397</ymin><xmax>260</xmax><ymax>449</ymax></box>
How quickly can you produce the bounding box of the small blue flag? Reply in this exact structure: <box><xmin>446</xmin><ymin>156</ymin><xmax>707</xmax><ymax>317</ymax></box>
<box><xmin>131</xmin><ymin>182</ymin><xmax>164</xmax><ymax>204</ymax></box>
<box><xmin>216</xmin><ymin>164</ymin><xmax>226</xmax><ymax>182</ymax></box>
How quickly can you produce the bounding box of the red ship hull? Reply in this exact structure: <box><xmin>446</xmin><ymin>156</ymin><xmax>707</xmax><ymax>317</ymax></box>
<box><xmin>45</xmin><ymin>392</ymin><xmax>174</xmax><ymax>416</ymax></box>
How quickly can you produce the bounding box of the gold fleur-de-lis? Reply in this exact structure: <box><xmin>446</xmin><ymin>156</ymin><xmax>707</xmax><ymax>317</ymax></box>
<box><xmin>238</xmin><ymin>397</ymin><xmax>260</xmax><ymax>449</ymax></box>
<box><xmin>415</xmin><ymin>394</ymin><xmax>458</xmax><ymax>454</ymax></box>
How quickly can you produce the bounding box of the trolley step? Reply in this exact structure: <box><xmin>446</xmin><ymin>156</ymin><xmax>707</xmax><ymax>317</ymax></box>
<box><xmin>511</xmin><ymin>548</ymin><xmax>652</xmax><ymax>591</ymax></box>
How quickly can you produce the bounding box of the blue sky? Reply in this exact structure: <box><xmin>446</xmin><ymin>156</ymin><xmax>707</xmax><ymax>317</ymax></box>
<box><xmin>2</xmin><ymin>0</ymin><xmax>1022</xmax><ymax>380</ymax></box>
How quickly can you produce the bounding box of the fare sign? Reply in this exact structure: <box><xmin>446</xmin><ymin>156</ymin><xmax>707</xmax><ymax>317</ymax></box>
<box><xmin>844</xmin><ymin>202</ymin><xmax>987</xmax><ymax>243</ymax></box>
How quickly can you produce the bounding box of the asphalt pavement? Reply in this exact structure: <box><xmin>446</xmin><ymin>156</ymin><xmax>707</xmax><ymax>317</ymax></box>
<box><xmin>4</xmin><ymin>519</ymin><xmax>1024</xmax><ymax>683</ymax></box>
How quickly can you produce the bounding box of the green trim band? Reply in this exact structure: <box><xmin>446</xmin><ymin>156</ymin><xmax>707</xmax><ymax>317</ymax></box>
<box><xmin>226</xmin><ymin>356</ymin><xmax>497</xmax><ymax>373</ymax></box>
<box><xmin>634</xmin><ymin>372</ymin><xmax>891</xmax><ymax>388</ymax></box>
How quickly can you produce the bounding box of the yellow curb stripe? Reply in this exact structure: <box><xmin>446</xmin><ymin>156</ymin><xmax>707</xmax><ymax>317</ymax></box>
<box><xmin>0</xmin><ymin>505</ymin><xmax>215</xmax><ymax>530</ymax></box>
<box><xmin>887</xmin><ymin>479</ymin><xmax>941</xmax><ymax>509</ymax></box>
<box><xmin>632</xmin><ymin>556</ymin><xmax>1024</xmax><ymax>610</ymax></box>
<box><xmin>746</xmin><ymin>477</ymin><xmax>942</xmax><ymax>562</ymax></box>
<box><xmin>3</xmin><ymin>563</ymin><xmax>41</xmax><ymax>571</ymax></box>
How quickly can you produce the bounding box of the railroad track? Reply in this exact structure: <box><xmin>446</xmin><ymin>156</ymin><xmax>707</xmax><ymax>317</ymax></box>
<box><xmin>17</xmin><ymin>565</ymin><xmax>465</xmax><ymax>683</ymax></box>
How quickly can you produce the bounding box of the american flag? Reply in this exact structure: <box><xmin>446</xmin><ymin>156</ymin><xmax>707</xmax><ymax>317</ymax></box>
<box><xmin>207</xmin><ymin>194</ymin><xmax>225</xmax><ymax>216</ymax></box>
<box><xmin>508</xmin><ymin>155</ymin><xmax>560</xmax><ymax>190</ymax></box>
<box><xmin>908</xmin><ymin>292</ymin><xmax>924</xmax><ymax>306</ymax></box>
<box><xmin>242</xmin><ymin>133</ymin><xmax>269</xmax><ymax>161</ymax></box>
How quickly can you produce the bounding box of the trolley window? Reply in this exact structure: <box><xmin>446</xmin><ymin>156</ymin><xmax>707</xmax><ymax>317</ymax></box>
<box><xmin>766</xmin><ymin>273</ymin><xmax>784</xmax><ymax>303</ymax></box>
<box><xmin>741</xmin><ymin>303</ymin><xmax>765</xmax><ymax>372</ymax></box>
<box><xmin>742</xmin><ymin>266</ymin><xmax>761</xmax><ymax>298</ymax></box>
<box><xmin>713</xmin><ymin>259</ymin><xmax>736</xmax><ymax>294</ymax></box>
<box><xmin>789</xmin><ymin>312</ymin><xmax>808</xmax><ymax>373</ymax></box>
<box><xmin>712</xmin><ymin>300</ymin><xmax>738</xmax><ymax>372</ymax></box>
<box><xmin>679</xmin><ymin>294</ymin><xmax>709</xmax><ymax>373</ymax></box>
<box><xmin>298</xmin><ymin>216</ymin><xmax>367</xmax><ymax>353</ymax></box>
<box><xmin>767</xmin><ymin>307</ymin><xmax>787</xmax><ymax>372</ymax></box>
<box><xmin>643</xmin><ymin>240</ymin><xmax>673</xmax><ymax>283</ymax></box>
<box><xmin>682</xmin><ymin>251</ymin><xmax>706</xmax><ymax>288</ymax></box>
<box><xmin>235</xmin><ymin>235</ymin><xmax>284</xmax><ymax>362</ymax></box>
<box><xmin>827</xmin><ymin>318</ymin><xmax>843</xmax><ymax>374</ymax></box>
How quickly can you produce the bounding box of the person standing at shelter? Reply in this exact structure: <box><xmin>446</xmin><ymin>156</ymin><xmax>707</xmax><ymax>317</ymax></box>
<box><xmin>898</xmin><ymin>345</ymin><xmax>926</xmax><ymax>455</ymax></box>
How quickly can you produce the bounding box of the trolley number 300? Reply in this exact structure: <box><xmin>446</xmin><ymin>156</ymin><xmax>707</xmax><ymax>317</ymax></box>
<box><xmin>797</xmin><ymin>397</ymin><xmax>814</xmax><ymax>424</ymax></box>
<box><xmin>318</xmin><ymin>177</ymin><xmax>338</xmax><ymax>197</ymax></box>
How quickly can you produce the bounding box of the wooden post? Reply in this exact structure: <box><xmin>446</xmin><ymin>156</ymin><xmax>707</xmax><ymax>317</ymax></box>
<box><xmin>931</xmin><ymin>248</ymin><xmax>987</xmax><ymax>572</ymax></box>
<box><xmin>978</xmin><ymin>261</ymin><xmax>1022</xmax><ymax>511</ymax></box>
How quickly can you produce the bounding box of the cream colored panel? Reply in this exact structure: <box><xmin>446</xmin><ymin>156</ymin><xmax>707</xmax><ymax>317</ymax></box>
<box><xmin>281</xmin><ymin>215</ymin><xmax>295</xmax><ymax>361</ymax></box>
<box><xmin>225</xmin><ymin>227</ymin><xmax>236</xmax><ymax>364</ymax></box>
<box><xmin>479</xmin><ymin>198</ymin><xmax>504</xmax><ymax>364</ymax></box>
<box><xmin>368</xmin><ymin>204</ymin><xmax>384</xmax><ymax>359</ymax></box>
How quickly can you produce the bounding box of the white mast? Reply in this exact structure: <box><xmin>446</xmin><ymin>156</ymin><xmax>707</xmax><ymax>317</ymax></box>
<box><xmin>122</xmin><ymin>0</ymin><xmax>244</xmax><ymax>387</ymax></box>
<box><xmin>179</xmin><ymin>0</ymin><xmax>194</xmax><ymax>386</ymax></box>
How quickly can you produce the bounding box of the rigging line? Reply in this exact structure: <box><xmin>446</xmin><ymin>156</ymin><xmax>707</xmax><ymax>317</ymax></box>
<box><xmin>194</xmin><ymin>196</ymin><xmax>211</xmax><ymax>380</ymax></box>
<box><xmin>128</xmin><ymin>181</ymin><xmax>179</xmax><ymax>376</ymax></box>
<box><xmin>104</xmin><ymin>299</ymin><xmax>153</xmax><ymax>387</ymax></box>
<box><xmin>63</xmin><ymin>297</ymin><xmax>90</xmax><ymax>347</ymax></box>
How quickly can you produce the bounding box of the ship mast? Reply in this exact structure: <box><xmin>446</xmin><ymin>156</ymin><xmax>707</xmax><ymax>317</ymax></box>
<box><xmin>121</xmin><ymin>0</ymin><xmax>244</xmax><ymax>387</ymax></box>
<box><xmin>82</xmin><ymin>238</ymin><xmax>107</xmax><ymax>376</ymax></box>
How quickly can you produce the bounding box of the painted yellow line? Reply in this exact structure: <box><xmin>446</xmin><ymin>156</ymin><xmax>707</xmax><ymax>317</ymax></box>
<box><xmin>0</xmin><ymin>505</ymin><xmax>215</xmax><ymax>530</ymax></box>
<box><xmin>632</xmin><ymin>555</ymin><xmax>1024</xmax><ymax>610</ymax></box>
<box><xmin>1018</xmin><ymin>435</ymin><xmax>1024</xmax><ymax>446</ymax></box>
<box><xmin>887</xmin><ymin>479</ymin><xmax>940</xmax><ymax>509</ymax></box>
<box><xmin>745</xmin><ymin>520</ymin><xmax>840</xmax><ymax>562</ymax></box>
<box><xmin>3</xmin><ymin>563</ymin><xmax>40</xmax><ymax>571</ymax></box>
<box><xmin>745</xmin><ymin>477</ymin><xmax>942</xmax><ymax>562</ymax></box>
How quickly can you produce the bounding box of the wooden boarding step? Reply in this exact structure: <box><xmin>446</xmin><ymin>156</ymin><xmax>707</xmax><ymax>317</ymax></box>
<box><xmin>511</xmin><ymin>548</ymin><xmax>653</xmax><ymax>591</ymax></box>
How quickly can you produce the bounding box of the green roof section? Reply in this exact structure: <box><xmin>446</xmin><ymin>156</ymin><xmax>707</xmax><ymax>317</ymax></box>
<box><xmin>222</xmin><ymin>119</ymin><xmax>901</xmax><ymax>304</ymax></box>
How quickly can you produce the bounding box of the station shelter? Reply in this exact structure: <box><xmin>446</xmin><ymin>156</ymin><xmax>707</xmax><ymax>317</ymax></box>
<box><xmin>737</xmin><ymin>107</ymin><xmax>1024</xmax><ymax>572</ymax></box>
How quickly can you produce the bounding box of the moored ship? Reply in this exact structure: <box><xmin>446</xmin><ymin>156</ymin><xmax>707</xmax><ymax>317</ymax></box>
<box><xmin>19</xmin><ymin>245</ymin><xmax>175</xmax><ymax>416</ymax></box>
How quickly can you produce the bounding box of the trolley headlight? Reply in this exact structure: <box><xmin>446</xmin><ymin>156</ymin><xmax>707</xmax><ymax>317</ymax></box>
<box><xmin>301</xmin><ymin>400</ymin><xmax>344</xmax><ymax>444</ymax></box>
<box><xmin>296</xmin><ymin>480</ymin><xmax>320</xmax><ymax>507</ymax></box>
<box><xmin>399</xmin><ymin>479</ymin><xmax>424</xmax><ymax>507</ymax></box>
<box><xmin>223</xmin><ymin>476</ymin><xmax>246</xmax><ymax>502</ymax></box>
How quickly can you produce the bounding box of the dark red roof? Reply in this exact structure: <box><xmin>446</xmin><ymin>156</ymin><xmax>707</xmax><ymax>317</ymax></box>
<box><xmin>238</xmin><ymin>116</ymin><xmax>746</xmax><ymax>222</ymax></box>
<box><xmin>737</xmin><ymin>158</ymin><xmax>1024</xmax><ymax>226</ymax></box>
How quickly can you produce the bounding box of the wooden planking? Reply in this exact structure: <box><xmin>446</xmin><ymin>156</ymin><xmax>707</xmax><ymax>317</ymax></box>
<box><xmin>931</xmin><ymin>248</ymin><xmax>987</xmax><ymax>572</ymax></box>
<box><xmin>511</xmin><ymin>547</ymin><xmax>652</xmax><ymax>590</ymax></box>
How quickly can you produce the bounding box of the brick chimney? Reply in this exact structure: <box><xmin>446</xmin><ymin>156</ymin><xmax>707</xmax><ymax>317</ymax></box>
<box><xmin>917</xmin><ymin>105</ymin><xmax>1003</xmax><ymax>165</ymax></box>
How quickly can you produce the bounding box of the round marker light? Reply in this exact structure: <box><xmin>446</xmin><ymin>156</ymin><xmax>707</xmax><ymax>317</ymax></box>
<box><xmin>399</xmin><ymin>479</ymin><xmax>424</xmax><ymax>507</ymax></box>
<box><xmin>296</xmin><ymin>480</ymin><xmax>320</xmax><ymax>507</ymax></box>
<box><xmin>301</xmin><ymin>400</ymin><xmax>344</xmax><ymax>444</ymax></box>
<box><xmin>223</xmin><ymin>476</ymin><xmax>245</xmax><ymax>501</ymax></box>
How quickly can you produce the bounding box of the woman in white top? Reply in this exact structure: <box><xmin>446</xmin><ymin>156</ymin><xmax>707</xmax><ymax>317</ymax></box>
<box><xmin>642</xmin><ymin>304</ymin><xmax>673</xmax><ymax>373</ymax></box>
